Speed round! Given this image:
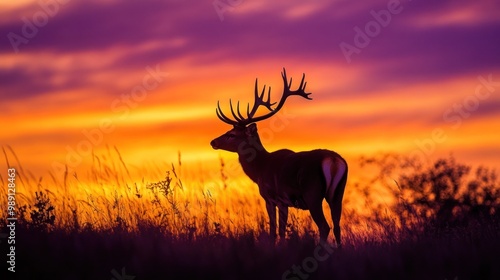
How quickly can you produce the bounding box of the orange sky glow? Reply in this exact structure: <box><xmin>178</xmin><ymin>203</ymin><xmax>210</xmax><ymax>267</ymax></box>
<box><xmin>1</xmin><ymin>0</ymin><xmax>499</xmax><ymax>185</ymax></box>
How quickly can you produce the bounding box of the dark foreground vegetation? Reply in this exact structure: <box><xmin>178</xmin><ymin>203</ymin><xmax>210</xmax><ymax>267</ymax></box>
<box><xmin>2</xmin><ymin>155</ymin><xmax>500</xmax><ymax>280</ymax></box>
<box><xmin>3</xmin><ymin>218</ymin><xmax>499</xmax><ymax>280</ymax></box>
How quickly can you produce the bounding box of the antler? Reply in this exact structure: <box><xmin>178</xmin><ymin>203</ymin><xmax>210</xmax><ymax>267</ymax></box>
<box><xmin>216</xmin><ymin>68</ymin><xmax>312</xmax><ymax>127</ymax></box>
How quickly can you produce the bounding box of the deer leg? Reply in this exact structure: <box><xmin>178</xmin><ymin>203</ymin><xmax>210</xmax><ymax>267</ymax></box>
<box><xmin>278</xmin><ymin>204</ymin><xmax>288</xmax><ymax>240</ymax></box>
<box><xmin>330</xmin><ymin>199</ymin><xmax>342</xmax><ymax>247</ymax></box>
<box><xmin>265</xmin><ymin>201</ymin><xmax>277</xmax><ymax>240</ymax></box>
<box><xmin>329</xmin><ymin>176</ymin><xmax>347</xmax><ymax>248</ymax></box>
<box><xmin>309</xmin><ymin>203</ymin><xmax>330</xmax><ymax>242</ymax></box>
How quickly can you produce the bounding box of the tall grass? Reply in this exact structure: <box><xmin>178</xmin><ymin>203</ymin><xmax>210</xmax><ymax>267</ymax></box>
<box><xmin>1</xmin><ymin>147</ymin><xmax>499</xmax><ymax>279</ymax></box>
<box><xmin>1</xmin><ymin>146</ymin><xmax>323</xmax><ymax>238</ymax></box>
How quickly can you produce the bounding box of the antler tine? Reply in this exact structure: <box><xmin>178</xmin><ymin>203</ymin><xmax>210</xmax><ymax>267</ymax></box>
<box><xmin>282</xmin><ymin>67</ymin><xmax>294</xmax><ymax>89</ymax></box>
<box><xmin>254</xmin><ymin>78</ymin><xmax>261</xmax><ymax>100</ymax></box>
<box><xmin>216</xmin><ymin>100</ymin><xmax>240</xmax><ymax>126</ymax></box>
<box><xmin>247</xmin><ymin>78</ymin><xmax>261</xmax><ymax>118</ymax></box>
<box><xmin>298</xmin><ymin>73</ymin><xmax>312</xmax><ymax>99</ymax></box>
<box><xmin>281</xmin><ymin>67</ymin><xmax>292</xmax><ymax>91</ymax></box>
<box><xmin>247</xmin><ymin>78</ymin><xmax>270</xmax><ymax>119</ymax></box>
<box><xmin>281</xmin><ymin>68</ymin><xmax>312</xmax><ymax>100</ymax></box>
<box><xmin>229</xmin><ymin>99</ymin><xmax>244</xmax><ymax>122</ymax></box>
<box><xmin>263</xmin><ymin>86</ymin><xmax>276</xmax><ymax>110</ymax></box>
<box><xmin>259</xmin><ymin>84</ymin><xmax>275</xmax><ymax>108</ymax></box>
<box><xmin>281</xmin><ymin>68</ymin><xmax>287</xmax><ymax>88</ymax></box>
<box><xmin>298</xmin><ymin>73</ymin><xmax>305</xmax><ymax>89</ymax></box>
<box><xmin>260</xmin><ymin>84</ymin><xmax>267</xmax><ymax>101</ymax></box>
<box><xmin>236</xmin><ymin>101</ymin><xmax>246</xmax><ymax>121</ymax></box>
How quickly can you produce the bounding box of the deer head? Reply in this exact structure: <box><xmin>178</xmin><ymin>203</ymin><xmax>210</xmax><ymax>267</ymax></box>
<box><xmin>210</xmin><ymin>68</ymin><xmax>312</xmax><ymax>154</ymax></box>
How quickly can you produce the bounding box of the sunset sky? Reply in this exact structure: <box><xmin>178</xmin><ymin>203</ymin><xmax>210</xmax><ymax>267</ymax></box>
<box><xmin>1</xmin><ymin>0</ymin><xmax>499</xmax><ymax>179</ymax></box>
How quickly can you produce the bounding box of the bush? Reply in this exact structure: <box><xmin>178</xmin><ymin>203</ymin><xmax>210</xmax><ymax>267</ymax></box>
<box><xmin>29</xmin><ymin>191</ymin><xmax>56</xmax><ymax>230</ymax></box>
<box><xmin>361</xmin><ymin>154</ymin><xmax>500</xmax><ymax>228</ymax></box>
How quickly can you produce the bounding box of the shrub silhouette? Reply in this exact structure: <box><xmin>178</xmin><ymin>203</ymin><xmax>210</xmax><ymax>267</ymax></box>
<box><xmin>29</xmin><ymin>191</ymin><xmax>56</xmax><ymax>230</ymax></box>
<box><xmin>395</xmin><ymin>156</ymin><xmax>499</xmax><ymax>227</ymax></box>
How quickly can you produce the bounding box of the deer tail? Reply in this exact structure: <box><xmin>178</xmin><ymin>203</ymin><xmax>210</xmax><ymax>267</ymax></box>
<box><xmin>322</xmin><ymin>156</ymin><xmax>348</xmax><ymax>203</ymax></box>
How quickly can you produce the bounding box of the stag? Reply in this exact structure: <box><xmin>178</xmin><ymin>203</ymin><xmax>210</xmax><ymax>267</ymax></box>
<box><xmin>210</xmin><ymin>68</ymin><xmax>348</xmax><ymax>246</ymax></box>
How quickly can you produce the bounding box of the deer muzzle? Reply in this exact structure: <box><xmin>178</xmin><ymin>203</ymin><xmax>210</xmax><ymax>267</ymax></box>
<box><xmin>210</xmin><ymin>139</ymin><xmax>219</xmax><ymax>150</ymax></box>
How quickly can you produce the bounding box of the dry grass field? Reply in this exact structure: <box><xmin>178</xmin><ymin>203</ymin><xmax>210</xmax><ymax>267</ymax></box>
<box><xmin>1</xmin><ymin>147</ymin><xmax>499</xmax><ymax>279</ymax></box>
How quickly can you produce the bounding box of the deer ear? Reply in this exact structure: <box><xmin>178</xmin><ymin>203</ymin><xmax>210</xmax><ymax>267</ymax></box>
<box><xmin>245</xmin><ymin>123</ymin><xmax>257</xmax><ymax>136</ymax></box>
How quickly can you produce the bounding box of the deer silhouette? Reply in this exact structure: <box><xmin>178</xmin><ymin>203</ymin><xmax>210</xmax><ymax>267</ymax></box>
<box><xmin>211</xmin><ymin>68</ymin><xmax>348</xmax><ymax>247</ymax></box>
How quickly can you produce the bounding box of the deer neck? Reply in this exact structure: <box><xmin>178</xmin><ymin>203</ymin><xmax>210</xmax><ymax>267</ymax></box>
<box><xmin>237</xmin><ymin>134</ymin><xmax>269</xmax><ymax>183</ymax></box>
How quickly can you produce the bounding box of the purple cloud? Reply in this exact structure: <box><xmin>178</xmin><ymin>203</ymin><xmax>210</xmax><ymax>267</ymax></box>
<box><xmin>0</xmin><ymin>0</ymin><xmax>498</xmax><ymax>103</ymax></box>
